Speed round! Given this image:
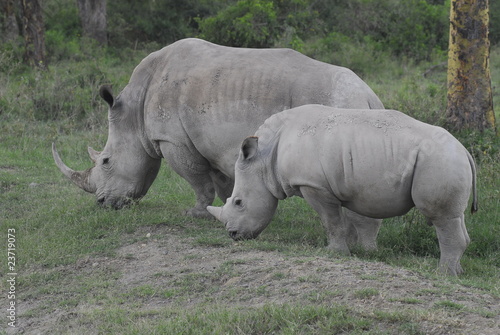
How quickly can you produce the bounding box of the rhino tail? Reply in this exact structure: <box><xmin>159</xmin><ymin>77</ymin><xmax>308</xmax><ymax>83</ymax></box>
<box><xmin>467</xmin><ymin>151</ymin><xmax>478</xmax><ymax>214</ymax></box>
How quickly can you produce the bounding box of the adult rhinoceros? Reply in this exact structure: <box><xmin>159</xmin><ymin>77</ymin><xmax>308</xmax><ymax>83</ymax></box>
<box><xmin>207</xmin><ymin>105</ymin><xmax>478</xmax><ymax>276</ymax></box>
<box><xmin>52</xmin><ymin>38</ymin><xmax>383</xmax><ymax>219</ymax></box>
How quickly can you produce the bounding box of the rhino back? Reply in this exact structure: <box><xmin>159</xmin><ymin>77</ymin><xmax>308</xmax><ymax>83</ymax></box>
<box><xmin>140</xmin><ymin>39</ymin><xmax>382</xmax><ymax>175</ymax></box>
<box><xmin>265</xmin><ymin>106</ymin><xmax>469</xmax><ymax>217</ymax></box>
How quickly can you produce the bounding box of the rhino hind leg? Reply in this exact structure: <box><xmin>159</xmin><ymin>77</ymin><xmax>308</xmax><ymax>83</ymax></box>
<box><xmin>432</xmin><ymin>214</ymin><xmax>469</xmax><ymax>276</ymax></box>
<box><xmin>343</xmin><ymin>209</ymin><xmax>381</xmax><ymax>251</ymax></box>
<box><xmin>160</xmin><ymin>142</ymin><xmax>215</xmax><ymax>219</ymax></box>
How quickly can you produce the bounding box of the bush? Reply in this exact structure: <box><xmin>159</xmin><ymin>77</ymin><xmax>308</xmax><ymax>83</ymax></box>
<box><xmin>305</xmin><ymin>33</ymin><xmax>392</xmax><ymax>77</ymax></box>
<box><xmin>454</xmin><ymin>129</ymin><xmax>500</xmax><ymax>163</ymax></box>
<box><xmin>197</xmin><ymin>0</ymin><xmax>319</xmax><ymax>48</ymax></box>
<box><xmin>197</xmin><ymin>0</ymin><xmax>278</xmax><ymax>47</ymax></box>
<box><xmin>490</xmin><ymin>0</ymin><xmax>500</xmax><ymax>45</ymax></box>
<box><xmin>107</xmin><ymin>0</ymin><xmax>219</xmax><ymax>48</ymax></box>
<box><xmin>0</xmin><ymin>39</ymin><xmax>25</xmax><ymax>74</ymax></box>
<box><xmin>45</xmin><ymin>30</ymin><xmax>82</xmax><ymax>62</ymax></box>
<box><xmin>43</xmin><ymin>0</ymin><xmax>82</xmax><ymax>62</ymax></box>
<box><xmin>313</xmin><ymin>0</ymin><xmax>449</xmax><ymax>61</ymax></box>
<box><xmin>0</xmin><ymin>59</ymin><xmax>110</xmax><ymax>127</ymax></box>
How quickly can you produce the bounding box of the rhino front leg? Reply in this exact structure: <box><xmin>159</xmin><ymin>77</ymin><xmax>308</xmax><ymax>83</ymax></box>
<box><xmin>300</xmin><ymin>187</ymin><xmax>351</xmax><ymax>255</ymax></box>
<box><xmin>160</xmin><ymin>142</ymin><xmax>215</xmax><ymax>219</ymax></box>
<box><xmin>209</xmin><ymin>169</ymin><xmax>234</xmax><ymax>203</ymax></box>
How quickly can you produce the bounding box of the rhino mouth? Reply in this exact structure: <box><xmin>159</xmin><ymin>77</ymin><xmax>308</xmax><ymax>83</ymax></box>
<box><xmin>97</xmin><ymin>195</ymin><xmax>137</xmax><ymax>210</ymax></box>
<box><xmin>228</xmin><ymin>230</ymin><xmax>244</xmax><ymax>241</ymax></box>
<box><xmin>227</xmin><ymin>228</ymin><xmax>258</xmax><ymax>241</ymax></box>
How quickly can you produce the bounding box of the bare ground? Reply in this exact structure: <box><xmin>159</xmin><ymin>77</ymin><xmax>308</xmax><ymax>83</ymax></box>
<box><xmin>10</xmin><ymin>224</ymin><xmax>500</xmax><ymax>334</ymax></box>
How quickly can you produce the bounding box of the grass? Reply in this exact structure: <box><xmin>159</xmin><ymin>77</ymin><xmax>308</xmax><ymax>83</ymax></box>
<box><xmin>73</xmin><ymin>304</ymin><xmax>374</xmax><ymax>335</ymax></box>
<box><xmin>353</xmin><ymin>288</ymin><xmax>380</xmax><ymax>299</ymax></box>
<box><xmin>1</xmin><ymin>41</ymin><xmax>499</xmax><ymax>333</ymax></box>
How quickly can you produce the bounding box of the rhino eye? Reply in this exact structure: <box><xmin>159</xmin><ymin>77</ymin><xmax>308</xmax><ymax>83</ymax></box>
<box><xmin>102</xmin><ymin>157</ymin><xmax>110</xmax><ymax>165</ymax></box>
<box><xmin>234</xmin><ymin>198</ymin><xmax>242</xmax><ymax>207</ymax></box>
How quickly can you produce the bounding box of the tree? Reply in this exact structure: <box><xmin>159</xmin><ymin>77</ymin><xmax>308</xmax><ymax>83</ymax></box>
<box><xmin>20</xmin><ymin>0</ymin><xmax>46</xmax><ymax>68</ymax></box>
<box><xmin>446</xmin><ymin>0</ymin><xmax>496</xmax><ymax>132</ymax></box>
<box><xmin>76</xmin><ymin>0</ymin><xmax>107</xmax><ymax>45</ymax></box>
<box><xmin>1</xmin><ymin>0</ymin><xmax>19</xmax><ymax>42</ymax></box>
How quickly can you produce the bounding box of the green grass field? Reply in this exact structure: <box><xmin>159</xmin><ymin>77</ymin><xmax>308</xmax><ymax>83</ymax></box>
<box><xmin>1</xmin><ymin>43</ymin><xmax>499</xmax><ymax>334</ymax></box>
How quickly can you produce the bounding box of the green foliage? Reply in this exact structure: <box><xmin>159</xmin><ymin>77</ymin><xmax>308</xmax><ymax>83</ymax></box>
<box><xmin>197</xmin><ymin>0</ymin><xmax>319</xmax><ymax>49</ymax></box>
<box><xmin>44</xmin><ymin>0</ymin><xmax>81</xmax><ymax>38</ymax></box>
<box><xmin>456</xmin><ymin>129</ymin><xmax>500</xmax><ymax>163</ymax></box>
<box><xmin>376</xmin><ymin>213</ymin><xmax>440</xmax><ymax>259</ymax></box>
<box><xmin>197</xmin><ymin>0</ymin><xmax>278</xmax><ymax>47</ymax></box>
<box><xmin>313</xmin><ymin>0</ymin><xmax>450</xmax><ymax>61</ymax></box>
<box><xmin>44</xmin><ymin>30</ymin><xmax>81</xmax><ymax>61</ymax></box>
<box><xmin>0</xmin><ymin>47</ymin><xmax>144</xmax><ymax>126</ymax></box>
<box><xmin>490</xmin><ymin>0</ymin><xmax>500</xmax><ymax>45</ymax></box>
<box><xmin>0</xmin><ymin>40</ymin><xmax>25</xmax><ymax>74</ymax></box>
<box><xmin>106</xmin><ymin>0</ymin><xmax>219</xmax><ymax>48</ymax></box>
<box><xmin>305</xmin><ymin>32</ymin><xmax>392</xmax><ymax>77</ymax></box>
<box><xmin>9</xmin><ymin>0</ymin><xmax>500</xmax><ymax>64</ymax></box>
<box><xmin>0</xmin><ymin>63</ymin><xmax>106</xmax><ymax>123</ymax></box>
<box><xmin>43</xmin><ymin>0</ymin><xmax>83</xmax><ymax>62</ymax></box>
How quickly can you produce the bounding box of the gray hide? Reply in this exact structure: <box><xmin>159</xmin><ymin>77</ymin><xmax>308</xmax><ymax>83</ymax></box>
<box><xmin>52</xmin><ymin>38</ymin><xmax>383</xmax><ymax>223</ymax></box>
<box><xmin>207</xmin><ymin>105</ymin><xmax>478</xmax><ymax>276</ymax></box>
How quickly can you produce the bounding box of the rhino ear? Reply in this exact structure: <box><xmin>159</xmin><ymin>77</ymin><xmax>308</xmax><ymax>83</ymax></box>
<box><xmin>241</xmin><ymin>136</ymin><xmax>258</xmax><ymax>161</ymax></box>
<box><xmin>99</xmin><ymin>85</ymin><xmax>114</xmax><ymax>108</ymax></box>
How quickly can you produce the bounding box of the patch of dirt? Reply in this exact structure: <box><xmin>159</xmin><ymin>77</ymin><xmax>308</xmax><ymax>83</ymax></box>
<box><xmin>0</xmin><ymin>166</ymin><xmax>18</xmax><ymax>172</ymax></box>
<box><xmin>13</xmin><ymin>225</ymin><xmax>500</xmax><ymax>334</ymax></box>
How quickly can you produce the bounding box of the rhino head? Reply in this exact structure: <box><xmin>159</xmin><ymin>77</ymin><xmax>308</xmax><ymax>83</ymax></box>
<box><xmin>207</xmin><ymin>137</ymin><xmax>279</xmax><ymax>240</ymax></box>
<box><xmin>52</xmin><ymin>86</ymin><xmax>162</xmax><ymax>209</ymax></box>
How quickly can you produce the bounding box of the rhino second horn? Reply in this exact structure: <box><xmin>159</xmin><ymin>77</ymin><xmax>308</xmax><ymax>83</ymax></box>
<box><xmin>207</xmin><ymin>206</ymin><xmax>223</xmax><ymax>221</ymax></box>
<box><xmin>87</xmin><ymin>146</ymin><xmax>101</xmax><ymax>163</ymax></box>
<box><xmin>52</xmin><ymin>143</ymin><xmax>97</xmax><ymax>194</ymax></box>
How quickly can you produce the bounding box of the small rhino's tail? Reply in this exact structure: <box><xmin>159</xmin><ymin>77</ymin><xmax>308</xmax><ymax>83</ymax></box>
<box><xmin>467</xmin><ymin>151</ymin><xmax>478</xmax><ymax>214</ymax></box>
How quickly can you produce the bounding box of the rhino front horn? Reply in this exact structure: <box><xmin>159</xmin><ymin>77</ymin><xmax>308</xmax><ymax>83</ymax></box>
<box><xmin>52</xmin><ymin>143</ymin><xmax>97</xmax><ymax>194</ymax></box>
<box><xmin>207</xmin><ymin>206</ymin><xmax>223</xmax><ymax>221</ymax></box>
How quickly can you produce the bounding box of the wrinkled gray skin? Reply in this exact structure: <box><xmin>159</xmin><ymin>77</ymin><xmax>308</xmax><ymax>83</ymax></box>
<box><xmin>52</xmin><ymin>38</ymin><xmax>383</xmax><ymax>224</ymax></box>
<box><xmin>207</xmin><ymin>105</ymin><xmax>478</xmax><ymax>276</ymax></box>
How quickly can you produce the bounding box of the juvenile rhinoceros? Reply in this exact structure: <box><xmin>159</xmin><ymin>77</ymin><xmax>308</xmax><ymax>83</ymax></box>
<box><xmin>52</xmin><ymin>38</ymin><xmax>384</xmax><ymax>219</ymax></box>
<box><xmin>207</xmin><ymin>105</ymin><xmax>478</xmax><ymax>276</ymax></box>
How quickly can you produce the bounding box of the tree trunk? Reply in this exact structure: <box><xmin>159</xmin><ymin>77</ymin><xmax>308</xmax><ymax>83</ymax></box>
<box><xmin>20</xmin><ymin>0</ymin><xmax>46</xmax><ymax>69</ymax></box>
<box><xmin>446</xmin><ymin>0</ymin><xmax>496</xmax><ymax>132</ymax></box>
<box><xmin>76</xmin><ymin>0</ymin><xmax>107</xmax><ymax>45</ymax></box>
<box><xmin>2</xmin><ymin>0</ymin><xmax>19</xmax><ymax>41</ymax></box>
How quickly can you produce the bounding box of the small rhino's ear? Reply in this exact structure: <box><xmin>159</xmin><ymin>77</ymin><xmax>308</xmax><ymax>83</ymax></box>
<box><xmin>241</xmin><ymin>136</ymin><xmax>258</xmax><ymax>160</ymax></box>
<box><xmin>99</xmin><ymin>85</ymin><xmax>114</xmax><ymax>108</ymax></box>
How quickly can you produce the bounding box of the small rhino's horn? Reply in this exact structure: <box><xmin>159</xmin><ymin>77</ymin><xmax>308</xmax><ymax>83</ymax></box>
<box><xmin>207</xmin><ymin>206</ymin><xmax>223</xmax><ymax>221</ymax></box>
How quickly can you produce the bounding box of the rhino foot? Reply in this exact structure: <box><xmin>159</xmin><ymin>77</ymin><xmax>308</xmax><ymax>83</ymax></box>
<box><xmin>438</xmin><ymin>261</ymin><xmax>464</xmax><ymax>277</ymax></box>
<box><xmin>184</xmin><ymin>207</ymin><xmax>215</xmax><ymax>220</ymax></box>
<box><xmin>326</xmin><ymin>243</ymin><xmax>351</xmax><ymax>256</ymax></box>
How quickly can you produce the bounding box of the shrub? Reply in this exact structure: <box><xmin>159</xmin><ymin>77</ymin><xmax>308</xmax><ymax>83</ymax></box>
<box><xmin>197</xmin><ymin>0</ymin><xmax>279</xmax><ymax>47</ymax></box>
<box><xmin>197</xmin><ymin>0</ymin><xmax>319</xmax><ymax>48</ymax></box>
<box><xmin>106</xmin><ymin>0</ymin><xmax>218</xmax><ymax>48</ymax></box>
<box><xmin>305</xmin><ymin>33</ymin><xmax>392</xmax><ymax>77</ymax></box>
<box><xmin>313</xmin><ymin>0</ymin><xmax>449</xmax><ymax>61</ymax></box>
<box><xmin>43</xmin><ymin>0</ymin><xmax>83</xmax><ymax>62</ymax></box>
<box><xmin>1</xmin><ymin>60</ymin><xmax>108</xmax><ymax>126</ymax></box>
<box><xmin>45</xmin><ymin>30</ymin><xmax>82</xmax><ymax>62</ymax></box>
